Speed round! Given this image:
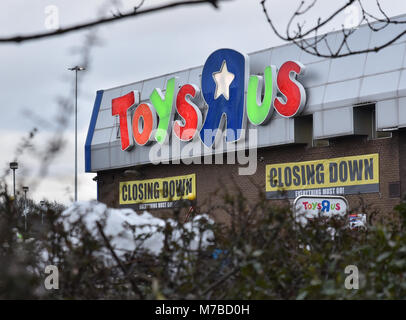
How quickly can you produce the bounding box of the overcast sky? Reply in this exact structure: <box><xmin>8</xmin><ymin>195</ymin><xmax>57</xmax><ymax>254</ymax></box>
<box><xmin>1</xmin><ymin>0</ymin><xmax>406</xmax><ymax>205</ymax></box>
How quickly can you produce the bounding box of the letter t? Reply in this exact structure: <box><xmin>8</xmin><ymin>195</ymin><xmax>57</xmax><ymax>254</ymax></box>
<box><xmin>112</xmin><ymin>91</ymin><xmax>139</xmax><ymax>151</ymax></box>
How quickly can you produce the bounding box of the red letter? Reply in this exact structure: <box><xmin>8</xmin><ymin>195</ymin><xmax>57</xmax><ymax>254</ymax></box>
<box><xmin>112</xmin><ymin>91</ymin><xmax>138</xmax><ymax>151</ymax></box>
<box><xmin>274</xmin><ymin>61</ymin><xmax>306</xmax><ymax>118</ymax></box>
<box><xmin>174</xmin><ymin>84</ymin><xmax>203</xmax><ymax>141</ymax></box>
<box><xmin>132</xmin><ymin>103</ymin><xmax>157</xmax><ymax>146</ymax></box>
<box><xmin>303</xmin><ymin>201</ymin><xmax>308</xmax><ymax>209</ymax></box>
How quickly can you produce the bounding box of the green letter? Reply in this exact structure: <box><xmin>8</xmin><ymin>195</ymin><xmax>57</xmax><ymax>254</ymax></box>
<box><xmin>246</xmin><ymin>66</ymin><xmax>276</xmax><ymax>125</ymax></box>
<box><xmin>150</xmin><ymin>77</ymin><xmax>178</xmax><ymax>144</ymax></box>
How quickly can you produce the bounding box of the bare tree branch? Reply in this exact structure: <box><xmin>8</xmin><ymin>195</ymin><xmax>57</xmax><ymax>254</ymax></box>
<box><xmin>96</xmin><ymin>221</ymin><xmax>145</xmax><ymax>299</ymax></box>
<box><xmin>202</xmin><ymin>267</ymin><xmax>239</xmax><ymax>297</ymax></box>
<box><xmin>0</xmin><ymin>0</ymin><xmax>223</xmax><ymax>44</ymax></box>
<box><xmin>261</xmin><ymin>0</ymin><xmax>406</xmax><ymax>58</ymax></box>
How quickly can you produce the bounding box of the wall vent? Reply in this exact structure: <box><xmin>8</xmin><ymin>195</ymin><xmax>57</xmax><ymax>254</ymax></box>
<box><xmin>388</xmin><ymin>182</ymin><xmax>401</xmax><ymax>198</ymax></box>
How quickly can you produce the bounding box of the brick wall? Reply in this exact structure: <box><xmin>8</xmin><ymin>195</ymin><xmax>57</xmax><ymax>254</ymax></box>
<box><xmin>96</xmin><ymin>132</ymin><xmax>403</xmax><ymax>222</ymax></box>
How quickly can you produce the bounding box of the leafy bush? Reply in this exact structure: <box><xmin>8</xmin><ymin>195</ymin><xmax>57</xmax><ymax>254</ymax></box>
<box><xmin>0</xmin><ymin>184</ymin><xmax>405</xmax><ymax>299</ymax></box>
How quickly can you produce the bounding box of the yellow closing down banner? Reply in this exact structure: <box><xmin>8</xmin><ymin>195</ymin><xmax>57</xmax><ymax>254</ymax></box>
<box><xmin>266</xmin><ymin>154</ymin><xmax>379</xmax><ymax>199</ymax></box>
<box><xmin>119</xmin><ymin>174</ymin><xmax>196</xmax><ymax>210</ymax></box>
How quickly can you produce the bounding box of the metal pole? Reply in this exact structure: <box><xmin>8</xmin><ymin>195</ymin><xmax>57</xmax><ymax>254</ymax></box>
<box><xmin>40</xmin><ymin>200</ymin><xmax>45</xmax><ymax>225</ymax></box>
<box><xmin>22</xmin><ymin>187</ymin><xmax>29</xmax><ymax>231</ymax></box>
<box><xmin>24</xmin><ymin>191</ymin><xmax>26</xmax><ymax>231</ymax></box>
<box><xmin>75</xmin><ymin>69</ymin><xmax>78</xmax><ymax>202</ymax></box>
<box><xmin>69</xmin><ymin>66</ymin><xmax>84</xmax><ymax>202</ymax></box>
<box><xmin>13</xmin><ymin>168</ymin><xmax>16</xmax><ymax>198</ymax></box>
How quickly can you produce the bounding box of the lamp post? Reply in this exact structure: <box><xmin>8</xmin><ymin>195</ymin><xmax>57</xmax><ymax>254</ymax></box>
<box><xmin>68</xmin><ymin>66</ymin><xmax>85</xmax><ymax>202</ymax></box>
<box><xmin>9</xmin><ymin>162</ymin><xmax>18</xmax><ymax>198</ymax></box>
<box><xmin>23</xmin><ymin>186</ymin><xmax>29</xmax><ymax>201</ymax></box>
<box><xmin>22</xmin><ymin>186</ymin><xmax>29</xmax><ymax>231</ymax></box>
<box><xmin>40</xmin><ymin>200</ymin><xmax>46</xmax><ymax>225</ymax></box>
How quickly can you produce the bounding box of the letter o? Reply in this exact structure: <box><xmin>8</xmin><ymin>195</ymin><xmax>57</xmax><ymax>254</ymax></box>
<box><xmin>132</xmin><ymin>184</ymin><xmax>138</xmax><ymax>200</ymax></box>
<box><xmin>284</xmin><ymin>167</ymin><xmax>292</xmax><ymax>187</ymax></box>
<box><xmin>339</xmin><ymin>161</ymin><xmax>348</xmax><ymax>182</ymax></box>
<box><xmin>132</xmin><ymin>103</ymin><xmax>157</xmax><ymax>146</ymax></box>
<box><xmin>169</xmin><ymin>181</ymin><xmax>175</xmax><ymax>198</ymax></box>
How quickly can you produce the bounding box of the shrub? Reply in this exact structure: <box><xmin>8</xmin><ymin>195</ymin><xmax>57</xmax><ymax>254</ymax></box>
<box><xmin>0</xmin><ymin>187</ymin><xmax>405</xmax><ymax>299</ymax></box>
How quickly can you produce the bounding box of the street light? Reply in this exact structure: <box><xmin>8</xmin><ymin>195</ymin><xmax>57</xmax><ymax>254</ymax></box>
<box><xmin>68</xmin><ymin>66</ymin><xmax>86</xmax><ymax>202</ymax></box>
<box><xmin>23</xmin><ymin>186</ymin><xmax>29</xmax><ymax>200</ymax></box>
<box><xmin>40</xmin><ymin>200</ymin><xmax>46</xmax><ymax>225</ymax></box>
<box><xmin>22</xmin><ymin>186</ymin><xmax>29</xmax><ymax>231</ymax></box>
<box><xmin>9</xmin><ymin>162</ymin><xmax>18</xmax><ymax>198</ymax></box>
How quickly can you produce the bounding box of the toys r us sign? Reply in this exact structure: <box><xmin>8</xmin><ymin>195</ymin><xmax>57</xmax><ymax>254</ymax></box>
<box><xmin>293</xmin><ymin>195</ymin><xmax>349</xmax><ymax>224</ymax></box>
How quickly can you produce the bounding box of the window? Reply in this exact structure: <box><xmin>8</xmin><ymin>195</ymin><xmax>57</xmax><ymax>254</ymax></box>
<box><xmin>294</xmin><ymin>115</ymin><xmax>314</xmax><ymax>146</ymax></box>
<box><xmin>353</xmin><ymin>103</ymin><xmax>392</xmax><ymax>140</ymax></box>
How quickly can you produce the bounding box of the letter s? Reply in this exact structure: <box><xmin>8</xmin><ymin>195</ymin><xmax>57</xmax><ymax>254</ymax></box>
<box><xmin>274</xmin><ymin>61</ymin><xmax>306</xmax><ymax>118</ymax></box>
<box><xmin>174</xmin><ymin>84</ymin><xmax>203</xmax><ymax>141</ymax></box>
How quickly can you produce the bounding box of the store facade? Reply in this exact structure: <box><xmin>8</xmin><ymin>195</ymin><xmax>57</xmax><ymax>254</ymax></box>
<box><xmin>85</xmin><ymin>22</ymin><xmax>406</xmax><ymax>218</ymax></box>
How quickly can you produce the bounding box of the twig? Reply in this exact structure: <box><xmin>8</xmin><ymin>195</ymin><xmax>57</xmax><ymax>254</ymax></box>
<box><xmin>261</xmin><ymin>0</ymin><xmax>406</xmax><ymax>58</ymax></box>
<box><xmin>96</xmin><ymin>221</ymin><xmax>145</xmax><ymax>299</ymax></box>
<box><xmin>0</xmin><ymin>0</ymin><xmax>223</xmax><ymax>44</ymax></box>
<box><xmin>202</xmin><ymin>267</ymin><xmax>239</xmax><ymax>296</ymax></box>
